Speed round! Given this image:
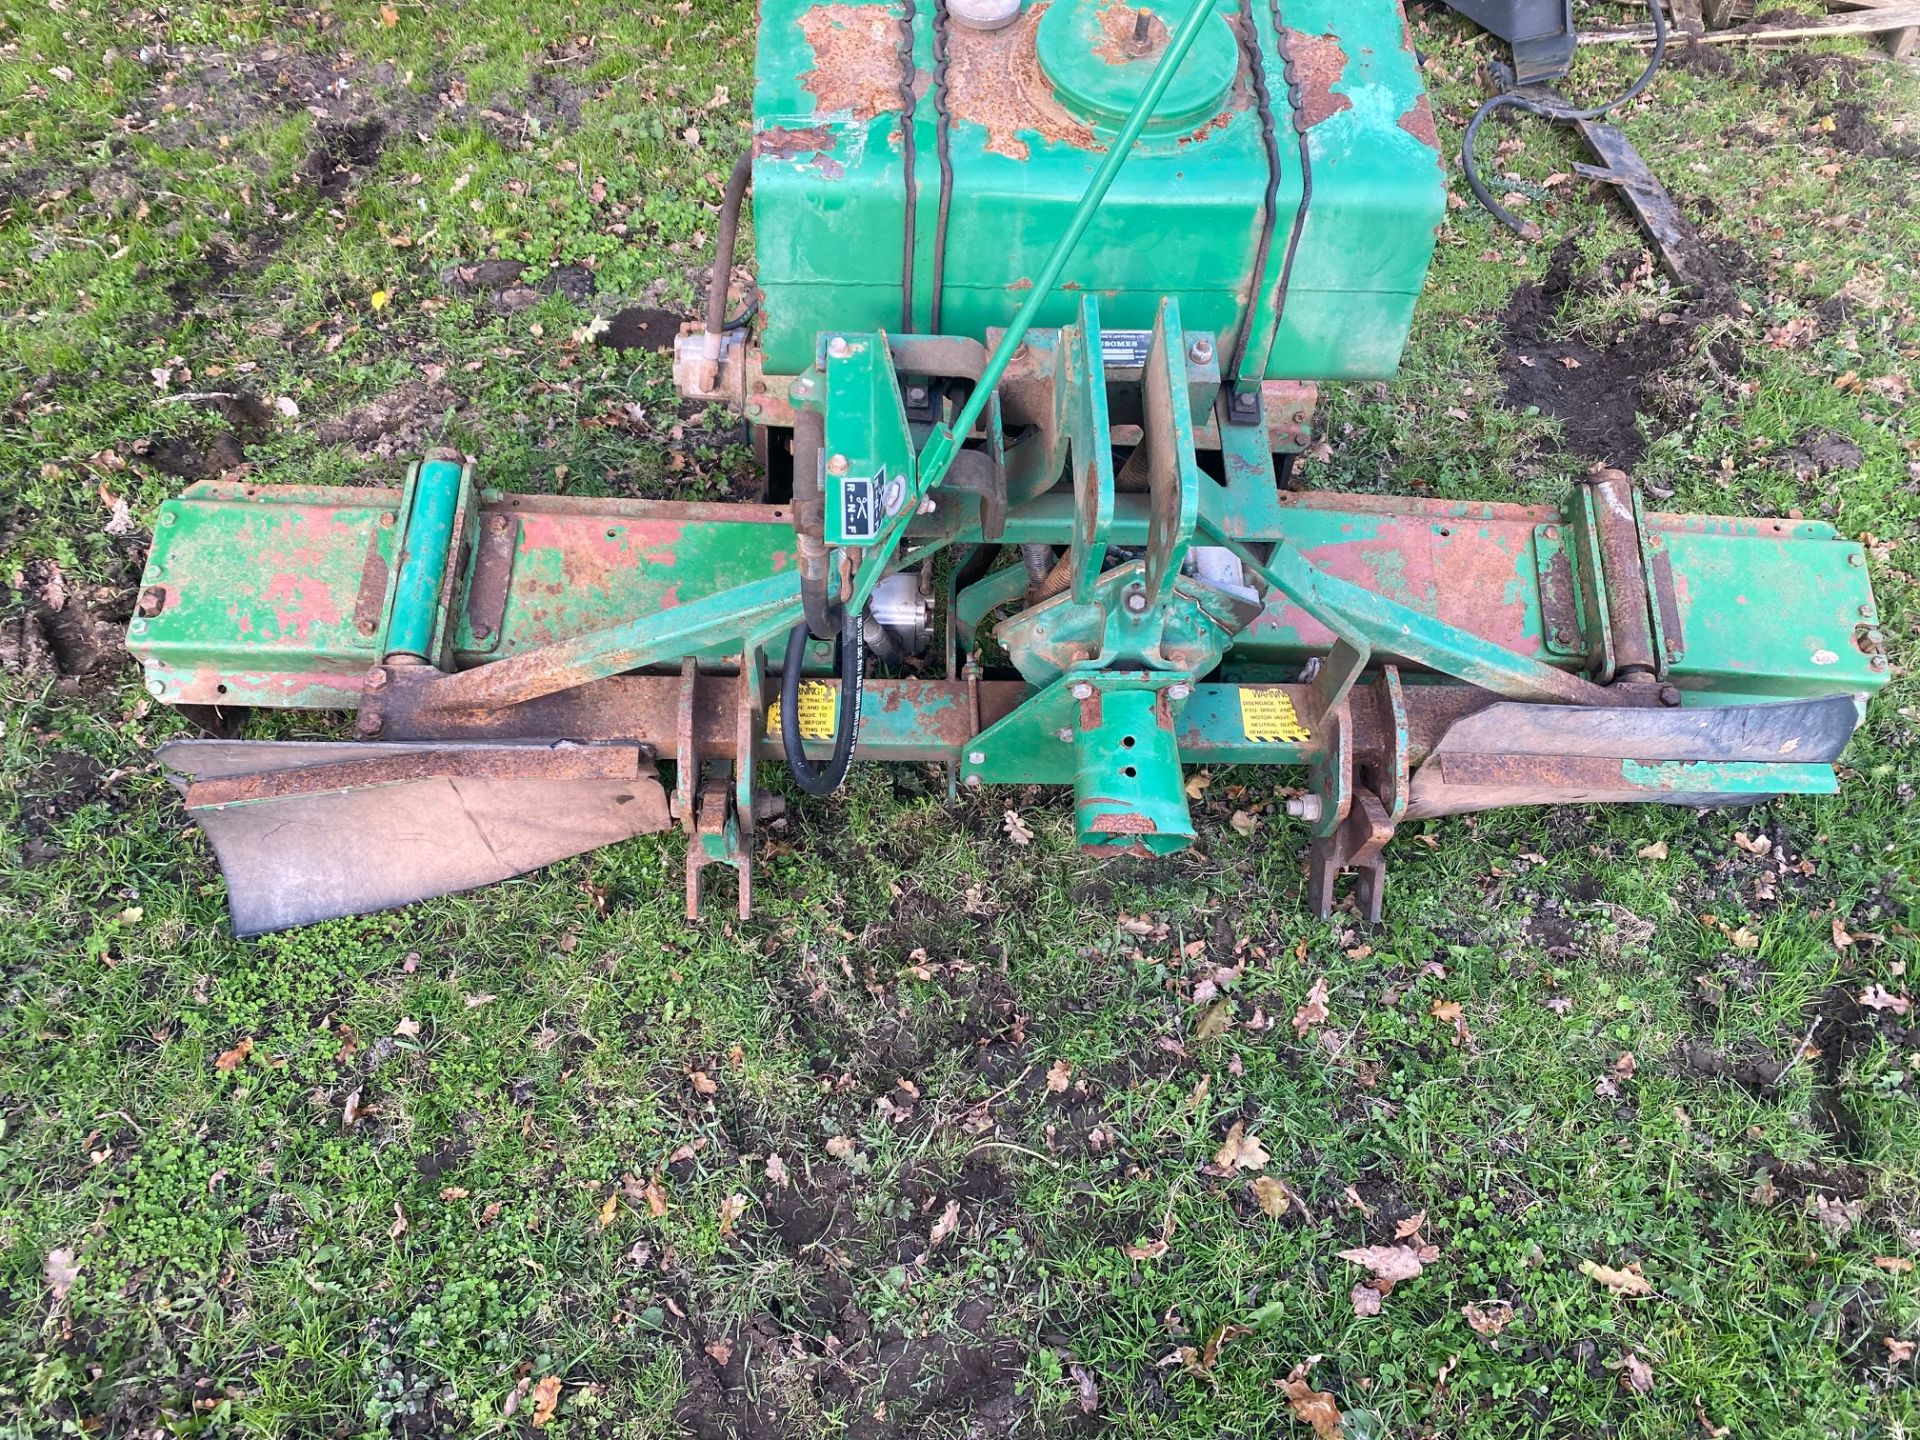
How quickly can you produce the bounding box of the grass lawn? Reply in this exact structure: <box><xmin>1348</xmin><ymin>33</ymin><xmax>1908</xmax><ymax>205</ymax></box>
<box><xmin>3</xmin><ymin>1</ymin><xmax>1919</xmax><ymax>1436</ymax></box>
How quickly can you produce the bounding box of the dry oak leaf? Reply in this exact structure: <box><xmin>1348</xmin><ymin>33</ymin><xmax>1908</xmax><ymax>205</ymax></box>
<box><xmin>1349</xmin><ymin>1284</ymin><xmax>1382</xmax><ymax>1317</ymax></box>
<box><xmin>929</xmin><ymin>1198</ymin><xmax>961</xmax><ymax>1249</ymax></box>
<box><xmin>1885</xmin><ymin>1337</ymin><xmax>1916</xmax><ymax>1363</ymax></box>
<box><xmin>1618</xmin><ymin>1350</ymin><xmax>1654</xmax><ymax>1395</ymax></box>
<box><xmin>1393</xmin><ymin>1209</ymin><xmax>1428</xmax><ymax>1240</ymax></box>
<box><xmin>530</xmin><ymin>1375</ymin><xmax>562</xmax><ymax>1428</ymax></box>
<box><xmin>1293</xmin><ymin>975</ymin><xmax>1331</xmax><ymax>1036</ymax></box>
<box><xmin>1213</xmin><ymin>1120</ymin><xmax>1270</xmax><ymax>1173</ymax></box>
<box><xmin>1637</xmin><ymin>840</ymin><xmax>1669</xmax><ymax>860</ymax></box>
<box><xmin>1873</xmin><ymin>1256</ymin><xmax>1914</xmax><ymax>1274</ymax></box>
<box><xmin>214</xmin><ymin>1037</ymin><xmax>254</xmax><ymax>1072</ymax></box>
<box><xmin>1338</xmin><ymin>1244</ymin><xmax>1429</xmax><ymax>1290</ymax></box>
<box><xmin>1280</xmin><ymin>1356</ymin><xmax>1343</xmax><ymax>1439</ymax></box>
<box><xmin>1122</xmin><ymin>1236</ymin><xmax>1169</xmax><ymax>1261</ymax></box>
<box><xmin>1251</xmin><ymin>1176</ymin><xmax>1292</xmax><ymax>1217</ymax></box>
<box><xmin>596</xmin><ymin>1190</ymin><xmax>619</xmax><ymax>1231</ymax></box>
<box><xmin>1046</xmin><ymin>1059</ymin><xmax>1073</xmax><ymax>1093</ymax></box>
<box><xmin>1462</xmin><ymin>1300</ymin><xmax>1513</xmax><ymax>1336</ymax></box>
<box><xmin>1580</xmin><ymin>1258</ymin><xmax>1654</xmax><ymax>1297</ymax></box>
<box><xmin>705</xmin><ymin>1338</ymin><xmax>733</xmax><ymax>1365</ymax></box>
<box><xmin>1002</xmin><ymin>809</ymin><xmax>1034</xmax><ymax>846</ymax></box>
<box><xmin>44</xmin><ymin>1246</ymin><xmax>80</xmax><ymax>1300</ymax></box>
<box><xmin>1861</xmin><ymin>984</ymin><xmax>1911</xmax><ymax>1016</ymax></box>
<box><xmin>716</xmin><ymin>1193</ymin><xmax>749</xmax><ymax>1236</ymax></box>
<box><xmin>825</xmin><ymin>1135</ymin><xmax>856</xmax><ymax>1160</ymax></box>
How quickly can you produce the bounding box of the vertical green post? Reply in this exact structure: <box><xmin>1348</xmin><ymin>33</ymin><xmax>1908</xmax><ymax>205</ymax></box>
<box><xmin>386</xmin><ymin>449</ymin><xmax>467</xmax><ymax>662</ymax></box>
<box><xmin>1074</xmin><ymin>686</ymin><xmax>1194</xmax><ymax>855</ymax></box>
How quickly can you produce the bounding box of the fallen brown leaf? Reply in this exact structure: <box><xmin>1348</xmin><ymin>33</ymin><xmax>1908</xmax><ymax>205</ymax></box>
<box><xmin>1393</xmin><ymin>1209</ymin><xmax>1427</xmax><ymax>1240</ymax></box>
<box><xmin>1280</xmin><ymin>1356</ymin><xmax>1342</xmax><ymax>1439</ymax></box>
<box><xmin>44</xmin><ymin>1246</ymin><xmax>80</xmax><ymax>1300</ymax></box>
<box><xmin>530</xmin><ymin>1375</ymin><xmax>562</xmax><ymax>1428</ymax></box>
<box><xmin>1251</xmin><ymin>1176</ymin><xmax>1291</xmax><ymax>1218</ymax></box>
<box><xmin>1293</xmin><ymin>975</ymin><xmax>1331</xmax><ymax>1036</ymax></box>
<box><xmin>1213</xmin><ymin>1120</ymin><xmax>1270</xmax><ymax>1173</ymax></box>
<box><xmin>1462</xmin><ymin>1300</ymin><xmax>1512</xmax><ymax>1336</ymax></box>
<box><xmin>1580</xmin><ymin>1258</ymin><xmax>1654</xmax><ymax>1297</ymax></box>
<box><xmin>1349</xmin><ymin>1284</ymin><xmax>1381</xmax><ymax>1317</ymax></box>
<box><xmin>1338</xmin><ymin>1244</ymin><xmax>1428</xmax><ymax>1289</ymax></box>
<box><xmin>214</xmin><ymin>1037</ymin><xmax>253</xmax><ymax>1072</ymax></box>
<box><xmin>929</xmin><ymin>1198</ymin><xmax>960</xmax><ymax>1249</ymax></box>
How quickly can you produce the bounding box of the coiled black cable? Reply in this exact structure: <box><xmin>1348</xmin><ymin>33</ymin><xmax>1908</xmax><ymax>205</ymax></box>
<box><xmin>781</xmin><ymin>605</ymin><xmax>865</xmax><ymax>796</ymax></box>
<box><xmin>1460</xmin><ymin>0</ymin><xmax>1669</xmax><ymax>237</ymax></box>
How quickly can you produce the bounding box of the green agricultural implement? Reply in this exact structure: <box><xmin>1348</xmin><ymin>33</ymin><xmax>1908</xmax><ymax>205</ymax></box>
<box><xmin>129</xmin><ymin>0</ymin><xmax>1886</xmax><ymax>933</ymax></box>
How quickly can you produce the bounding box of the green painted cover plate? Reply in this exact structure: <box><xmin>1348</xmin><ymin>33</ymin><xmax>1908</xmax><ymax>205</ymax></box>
<box><xmin>1034</xmin><ymin>1</ymin><xmax>1238</xmax><ymax>131</ymax></box>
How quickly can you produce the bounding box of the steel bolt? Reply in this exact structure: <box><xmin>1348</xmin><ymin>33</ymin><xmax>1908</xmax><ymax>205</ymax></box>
<box><xmin>1187</xmin><ymin>337</ymin><xmax>1214</xmax><ymax>366</ymax></box>
<box><xmin>963</xmin><ymin>773</ymin><xmax>982</xmax><ymax>788</ymax></box>
<box><xmin>1167</xmin><ymin>682</ymin><xmax>1191</xmax><ymax>700</ymax></box>
<box><xmin>380</xmin><ymin>511</ymin><xmax>397</xmax><ymax>527</ymax></box>
<box><xmin>137</xmin><ymin>586</ymin><xmax>167</xmax><ymax>617</ymax></box>
<box><xmin>1285</xmin><ymin>794</ymin><xmax>1324</xmax><ymax>823</ymax></box>
<box><xmin>1860</xmin><ymin>604</ymin><xmax>1875</xmax><ymax>619</ymax></box>
<box><xmin>356</xmin><ymin>618</ymin><xmax>376</xmax><ymax>636</ymax></box>
<box><xmin>793</xmin><ymin>377</ymin><xmax>814</xmax><ymax>397</ymax></box>
<box><xmin>968</xmin><ymin>751</ymin><xmax>986</xmax><ymax>766</ymax></box>
<box><xmin>1056</xmin><ymin>728</ymin><xmax>1073</xmax><ymax>742</ymax></box>
<box><xmin>147</xmin><ymin>678</ymin><xmax>165</xmax><ymax>696</ymax></box>
<box><xmin>1849</xmin><ymin>552</ymin><xmax>1865</xmax><ymax>568</ymax></box>
<box><xmin>490</xmin><ymin>513</ymin><xmax>511</xmax><ymax>534</ymax></box>
<box><xmin>365</xmin><ymin>667</ymin><xmax>388</xmax><ymax>690</ymax></box>
<box><xmin>827</xmin><ymin>453</ymin><xmax>850</xmax><ymax>476</ymax></box>
<box><xmin>826</xmin><ymin>336</ymin><xmax>851</xmax><ymax>359</ymax></box>
<box><xmin>907</xmin><ymin>385</ymin><xmax>928</xmax><ymax>404</ymax></box>
<box><xmin>473</xmin><ymin>623</ymin><xmax>492</xmax><ymax>641</ymax></box>
<box><xmin>357</xmin><ymin>713</ymin><xmax>384</xmax><ymax>737</ymax></box>
<box><xmin>1070</xmin><ymin>680</ymin><xmax>1094</xmax><ymax>700</ymax></box>
<box><xmin>1123</xmin><ymin>589</ymin><xmax>1149</xmax><ymax>614</ymax></box>
<box><xmin>1552</xmin><ymin>626</ymin><xmax>1574</xmax><ymax>646</ymax></box>
<box><xmin>1658</xmin><ymin>684</ymin><xmax>1682</xmax><ymax>707</ymax></box>
<box><xmin>130</xmin><ymin>619</ymin><xmax>147</xmax><ymax>635</ymax></box>
<box><xmin>1870</xmin><ymin>655</ymin><xmax>1889</xmax><ymax>671</ymax></box>
<box><xmin>916</xmin><ymin>497</ymin><xmax>937</xmax><ymax>514</ymax></box>
<box><xmin>1542</xmin><ymin>525</ymin><xmax>1559</xmax><ymax>541</ymax></box>
<box><xmin>159</xmin><ymin>511</ymin><xmax>176</xmax><ymax>526</ymax></box>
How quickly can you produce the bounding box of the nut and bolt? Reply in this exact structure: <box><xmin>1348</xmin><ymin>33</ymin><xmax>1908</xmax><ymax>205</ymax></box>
<box><xmin>1187</xmin><ymin>337</ymin><xmax>1214</xmax><ymax>366</ymax></box>
<box><xmin>793</xmin><ymin>377</ymin><xmax>815</xmax><ymax>397</ymax></box>
<box><xmin>1123</xmin><ymin>589</ymin><xmax>1149</xmax><ymax>614</ymax></box>
<box><xmin>1167</xmin><ymin>682</ymin><xmax>1191</xmax><ymax>700</ymax></box>
<box><xmin>1285</xmin><ymin>794</ymin><xmax>1324</xmax><ymax>823</ymax></box>
<box><xmin>826</xmin><ymin>336</ymin><xmax>851</xmax><ymax>359</ymax></box>
<box><xmin>963</xmin><ymin>773</ymin><xmax>982</xmax><ymax>788</ymax></box>
<box><xmin>1849</xmin><ymin>552</ymin><xmax>1865</xmax><ymax>568</ymax></box>
<box><xmin>1870</xmin><ymin>655</ymin><xmax>1889</xmax><ymax>671</ymax></box>
<box><xmin>827</xmin><ymin>453</ymin><xmax>850</xmax><ymax>476</ymax></box>
<box><xmin>356</xmin><ymin>713</ymin><xmax>384</xmax><ymax>737</ymax></box>
<box><xmin>147</xmin><ymin>678</ymin><xmax>166</xmax><ymax>696</ymax></box>
<box><xmin>380</xmin><ymin>511</ymin><xmax>397</xmax><ymax>527</ymax></box>
<box><xmin>1542</xmin><ymin>525</ymin><xmax>1559</xmax><ymax>541</ymax></box>
<box><xmin>968</xmin><ymin>751</ymin><xmax>986</xmax><ymax>766</ymax></box>
<box><xmin>490</xmin><ymin>513</ymin><xmax>512</xmax><ymax>534</ymax></box>
<box><xmin>472</xmin><ymin>623</ymin><xmax>492</xmax><ymax>641</ymax></box>
<box><xmin>1658</xmin><ymin>684</ymin><xmax>1682</xmax><ymax>707</ymax></box>
<box><xmin>907</xmin><ymin>385</ymin><xmax>928</xmax><ymax>405</ymax></box>
<box><xmin>159</xmin><ymin>511</ymin><xmax>176</xmax><ymax>527</ymax></box>
<box><xmin>1860</xmin><ymin>604</ymin><xmax>1875</xmax><ymax>619</ymax></box>
<box><xmin>129</xmin><ymin>619</ymin><xmax>147</xmax><ymax>634</ymax></box>
<box><xmin>365</xmin><ymin>667</ymin><xmax>389</xmax><ymax>690</ymax></box>
<box><xmin>356</xmin><ymin>619</ymin><xmax>377</xmax><ymax>636</ymax></box>
<box><xmin>1070</xmin><ymin>680</ymin><xmax>1094</xmax><ymax>700</ymax></box>
<box><xmin>916</xmin><ymin>497</ymin><xmax>938</xmax><ymax>514</ymax></box>
<box><xmin>1552</xmin><ymin>626</ymin><xmax>1575</xmax><ymax>646</ymax></box>
<box><xmin>1056</xmin><ymin>728</ymin><xmax>1073</xmax><ymax>742</ymax></box>
<box><xmin>137</xmin><ymin>586</ymin><xmax>167</xmax><ymax>617</ymax></box>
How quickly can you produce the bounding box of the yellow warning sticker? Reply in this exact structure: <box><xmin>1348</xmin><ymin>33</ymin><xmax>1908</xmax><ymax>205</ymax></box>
<box><xmin>1238</xmin><ymin>688</ymin><xmax>1310</xmax><ymax>744</ymax></box>
<box><xmin>767</xmin><ymin>681</ymin><xmax>838</xmax><ymax>742</ymax></box>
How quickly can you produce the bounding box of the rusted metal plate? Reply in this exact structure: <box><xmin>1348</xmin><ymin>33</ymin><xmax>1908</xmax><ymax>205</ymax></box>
<box><xmin>161</xmin><ymin>740</ymin><xmax>671</xmax><ymax>935</ymax></box>
<box><xmin>183</xmin><ymin>742</ymin><xmax>640</xmax><ymax>808</ymax></box>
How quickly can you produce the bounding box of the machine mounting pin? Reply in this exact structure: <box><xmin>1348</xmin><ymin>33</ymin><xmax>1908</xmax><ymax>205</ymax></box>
<box><xmin>827</xmin><ymin>336</ymin><xmax>851</xmax><ymax>359</ymax></box>
<box><xmin>1187</xmin><ymin>337</ymin><xmax>1214</xmax><ymax>366</ymax></box>
<box><xmin>827</xmin><ymin>454</ymin><xmax>850</xmax><ymax>476</ymax></box>
<box><xmin>1070</xmin><ymin>681</ymin><xmax>1094</xmax><ymax>700</ymax></box>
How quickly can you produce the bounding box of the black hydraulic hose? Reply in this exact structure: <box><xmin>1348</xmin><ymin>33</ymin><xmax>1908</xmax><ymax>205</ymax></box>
<box><xmin>704</xmin><ymin>147</ymin><xmax>755</xmax><ymax>344</ymax></box>
<box><xmin>782</xmin><ymin>606</ymin><xmax>865</xmax><ymax>797</ymax></box>
<box><xmin>1460</xmin><ymin>0</ymin><xmax>1668</xmax><ymax>238</ymax></box>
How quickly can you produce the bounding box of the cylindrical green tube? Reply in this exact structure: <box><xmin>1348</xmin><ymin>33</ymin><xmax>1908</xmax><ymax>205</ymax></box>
<box><xmin>385</xmin><ymin>450</ymin><xmax>466</xmax><ymax>661</ymax></box>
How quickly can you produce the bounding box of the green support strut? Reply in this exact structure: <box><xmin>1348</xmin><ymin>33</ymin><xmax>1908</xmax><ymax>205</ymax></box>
<box><xmin>386</xmin><ymin>449</ymin><xmax>468</xmax><ymax>662</ymax></box>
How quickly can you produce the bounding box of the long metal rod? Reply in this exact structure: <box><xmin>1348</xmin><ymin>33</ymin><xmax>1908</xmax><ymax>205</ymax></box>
<box><xmin>914</xmin><ymin>0</ymin><xmax>1220</xmax><ymax>492</ymax></box>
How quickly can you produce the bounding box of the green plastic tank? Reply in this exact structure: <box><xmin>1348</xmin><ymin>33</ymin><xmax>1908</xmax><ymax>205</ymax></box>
<box><xmin>748</xmin><ymin>0</ymin><xmax>1446</xmax><ymax>383</ymax></box>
